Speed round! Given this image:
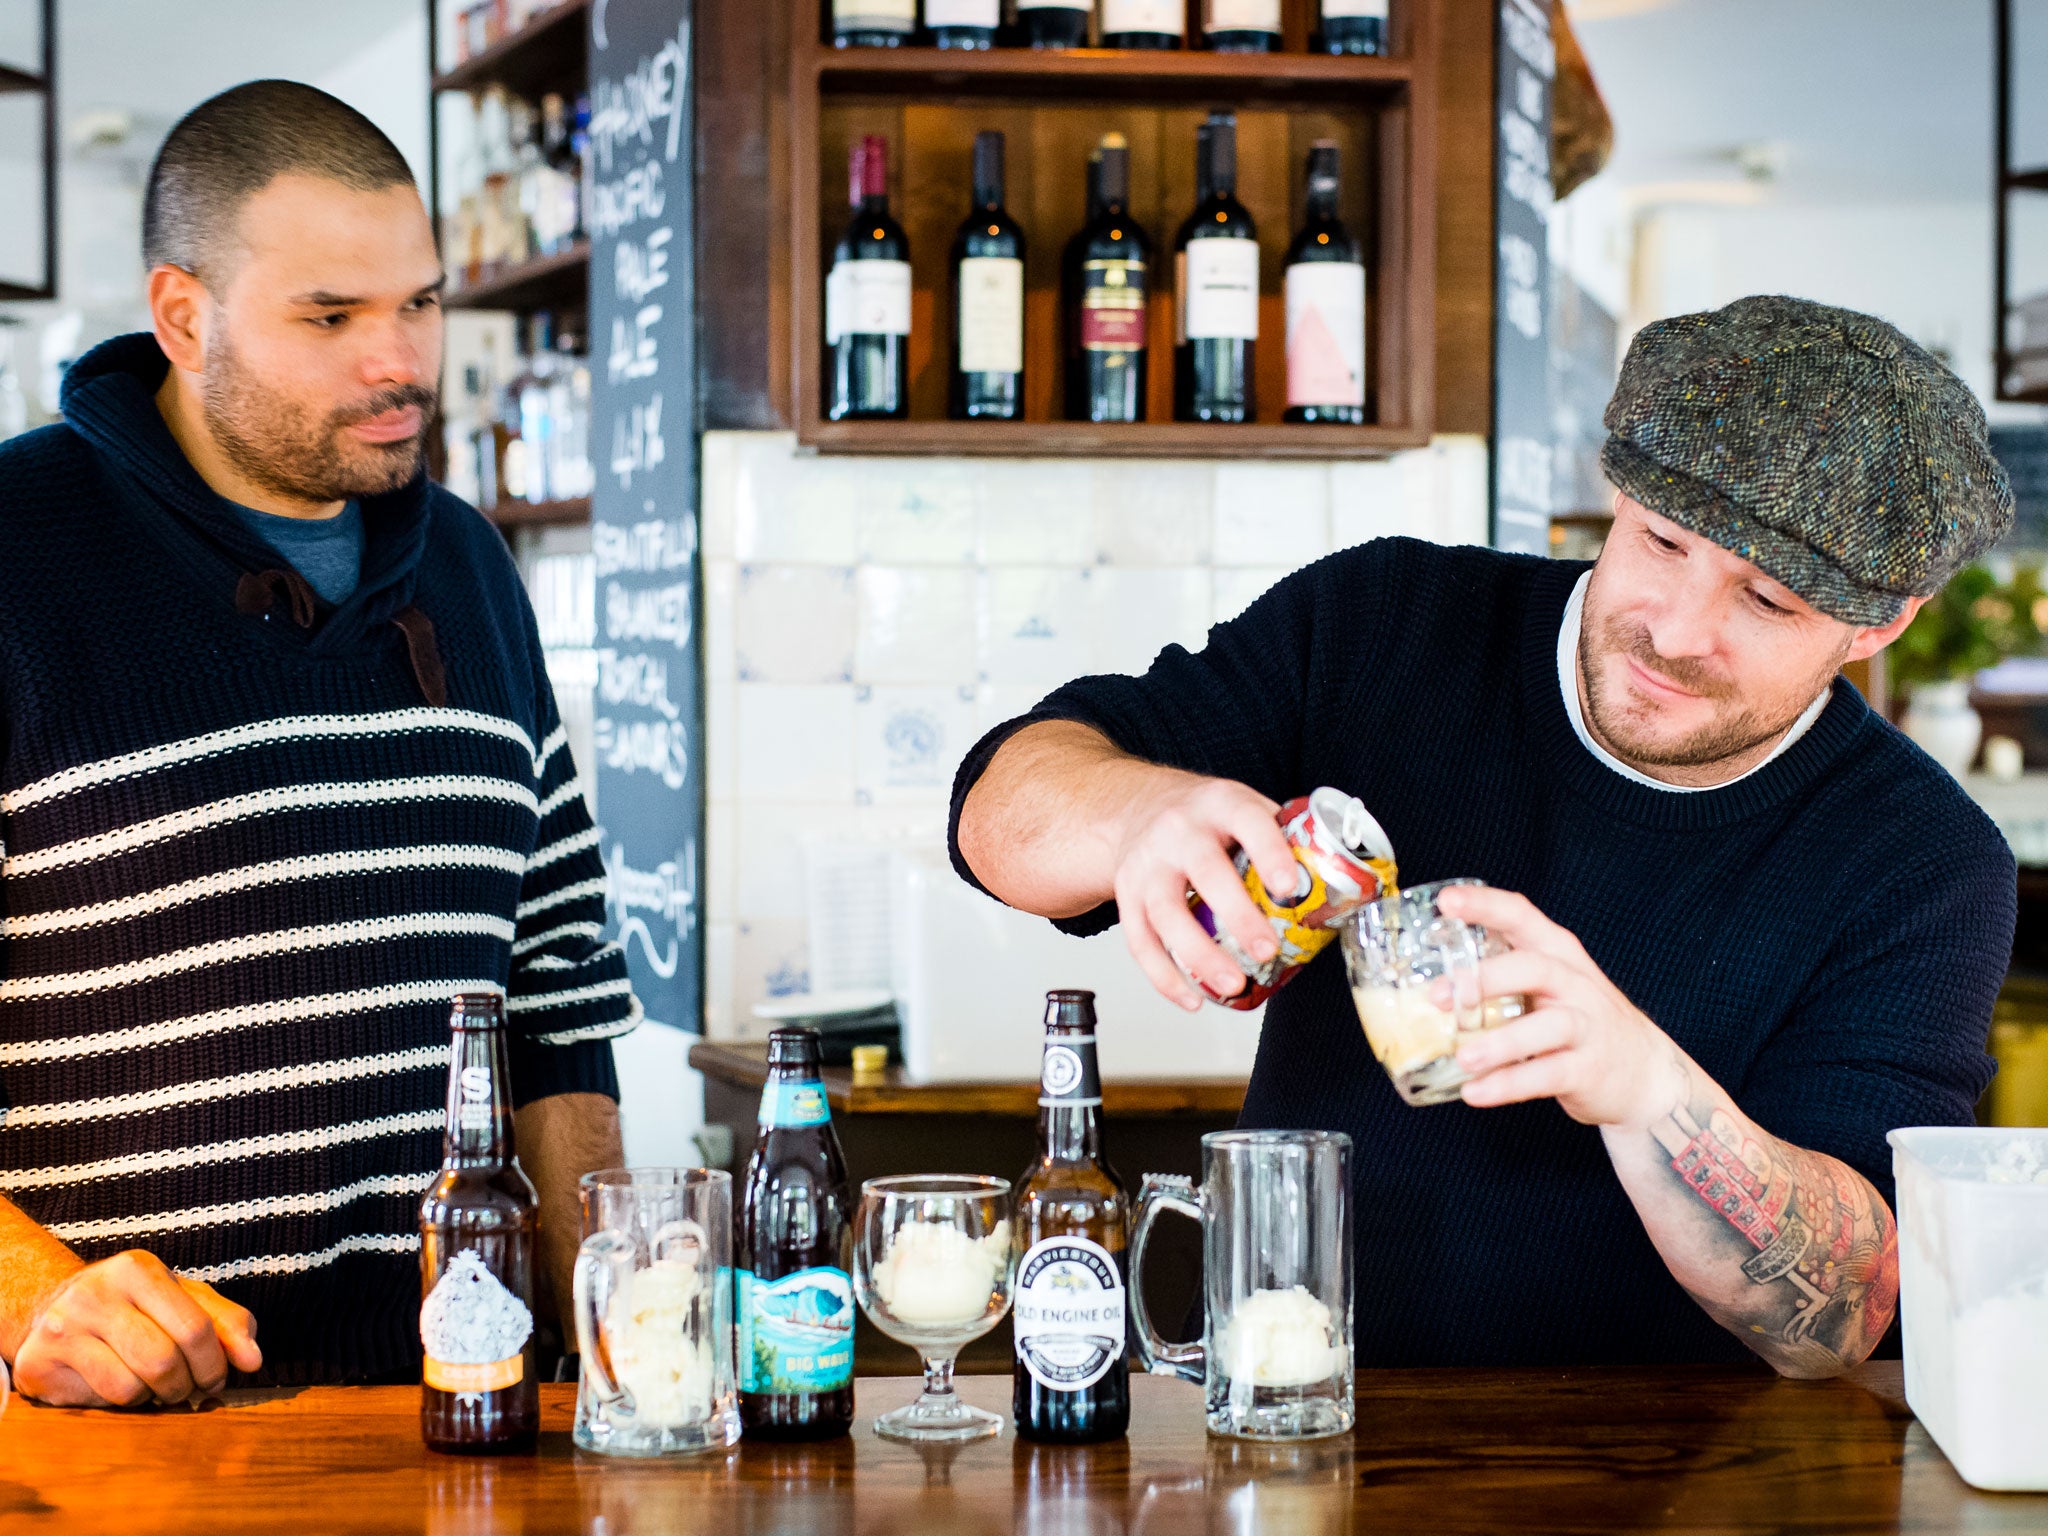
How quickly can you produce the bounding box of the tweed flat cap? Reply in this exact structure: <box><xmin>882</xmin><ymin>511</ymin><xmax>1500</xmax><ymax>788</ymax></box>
<box><xmin>1600</xmin><ymin>295</ymin><xmax>2014</xmax><ymax>625</ymax></box>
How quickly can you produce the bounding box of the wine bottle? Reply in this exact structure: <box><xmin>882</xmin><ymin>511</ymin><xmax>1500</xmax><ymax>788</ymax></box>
<box><xmin>1015</xmin><ymin>0</ymin><xmax>1091</xmax><ymax>47</ymax></box>
<box><xmin>926</xmin><ymin>0</ymin><xmax>998</xmax><ymax>48</ymax></box>
<box><xmin>950</xmin><ymin>130</ymin><xmax>1025</xmax><ymax>421</ymax></box>
<box><xmin>1315</xmin><ymin>0</ymin><xmax>1387</xmax><ymax>54</ymax></box>
<box><xmin>1174</xmin><ymin>112</ymin><xmax>1257</xmax><ymax>424</ymax></box>
<box><xmin>1202</xmin><ymin>0</ymin><xmax>1280</xmax><ymax>51</ymax></box>
<box><xmin>1099</xmin><ymin>0</ymin><xmax>1181</xmax><ymax>48</ymax></box>
<box><xmin>826</xmin><ymin>135</ymin><xmax>911</xmax><ymax>422</ymax></box>
<box><xmin>1284</xmin><ymin>141</ymin><xmax>1367</xmax><ymax>424</ymax></box>
<box><xmin>1064</xmin><ymin>132</ymin><xmax>1149</xmax><ymax>423</ymax></box>
<box><xmin>833</xmin><ymin>0</ymin><xmax>916</xmax><ymax>46</ymax></box>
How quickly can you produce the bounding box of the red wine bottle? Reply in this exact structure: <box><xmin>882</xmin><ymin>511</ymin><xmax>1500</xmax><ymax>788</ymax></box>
<box><xmin>826</xmin><ymin>136</ymin><xmax>911</xmax><ymax>421</ymax></box>
<box><xmin>1284</xmin><ymin>141</ymin><xmax>1367</xmax><ymax>424</ymax></box>
<box><xmin>1315</xmin><ymin>0</ymin><xmax>1387</xmax><ymax>54</ymax></box>
<box><xmin>950</xmin><ymin>130</ymin><xmax>1025</xmax><ymax>421</ymax></box>
<box><xmin>1015</xmin><ymin>0</ymin><xmax>1091</xmax><ymax>47</ymax></box>
<box><xmin>1174</xmin><ymin>112</ymin><xmax>1257</xmax><ymax>424</ymax></box>
<box><xmin>1063</xmin><ymin>132</ymin><xmax>1148</xmax><ymax>423</ymax></box>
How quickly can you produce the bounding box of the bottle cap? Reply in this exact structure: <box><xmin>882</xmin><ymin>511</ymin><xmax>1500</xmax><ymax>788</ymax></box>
<box><xmin>850</xmin><ymin>1044</ymin><xmax>890</xmax><ymax>1080</ymax></box>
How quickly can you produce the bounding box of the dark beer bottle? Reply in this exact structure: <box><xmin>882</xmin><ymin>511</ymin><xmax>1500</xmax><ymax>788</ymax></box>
<box><xmin>1013</xmin><ymin>990</ymin><xmax>1131</xmax><ymax>1443</ymax></box>
<box><xmin>738</xmin><ymin>1026</ymin><xmax>855</xmax><ymax>1439</ymax></box>
<box><xmin>419</xmin><ymin>993</ymin><xmax>539</xmax><ymax>1455</ymax></box>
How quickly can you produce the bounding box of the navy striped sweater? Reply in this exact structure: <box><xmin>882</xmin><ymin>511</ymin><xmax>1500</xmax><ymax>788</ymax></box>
<box><xmin>0</xmin><ymin>335</ymin><xmax>640</xmax><ymax>1384</ymax></box>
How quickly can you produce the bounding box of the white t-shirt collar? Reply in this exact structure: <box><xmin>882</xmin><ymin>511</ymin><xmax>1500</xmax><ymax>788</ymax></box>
<box><xmin>1558</xmin><ymin>571</ymin><xmax>1830</xmax><ymax>794</ymax></box>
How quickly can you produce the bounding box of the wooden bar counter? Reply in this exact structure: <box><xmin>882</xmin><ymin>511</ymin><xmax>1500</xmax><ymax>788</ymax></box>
<box><xmin>2</xmin><ymin>1361</ymin><xmax>2038</xmax><ymax>1534</ymax></box>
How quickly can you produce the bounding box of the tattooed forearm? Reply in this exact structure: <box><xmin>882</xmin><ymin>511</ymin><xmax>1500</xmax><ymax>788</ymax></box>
<box><xmin>1643</xmin><ymin>1090</ymin><xmax>1899</xmax><ymax>1377</ymax></box>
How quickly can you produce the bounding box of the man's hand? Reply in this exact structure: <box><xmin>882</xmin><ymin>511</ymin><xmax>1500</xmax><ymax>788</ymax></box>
<box><xmin>12</xmin><ymin>1250</ymin><xmax>261</xmax><ymax>1408</ymax></box>
<box><xmin>1435</xmin><ymin>883</ymin><xmax>1685</xmax><ymax>1129</ymax></box>
<box><xmin>1109</xmin><ymin>773</ymin><xmax>1299</xmax><ymax>1011</ymax></box>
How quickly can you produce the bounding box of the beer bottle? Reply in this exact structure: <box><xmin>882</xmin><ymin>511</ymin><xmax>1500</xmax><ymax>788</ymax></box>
<box><xmin>419</xmin><ymin>992</ymin><xmax>539</xmax><ymax>1455</ymax></box>
<box><xmin>1013</xmin><ymin>990</ymin><xmax>1131</xmax><ymax>1443</ymax></box>
<box><xmin>737</xmin><ymin>1026</ymin><xmax>855</xmax><ymax>1439</ymax></box>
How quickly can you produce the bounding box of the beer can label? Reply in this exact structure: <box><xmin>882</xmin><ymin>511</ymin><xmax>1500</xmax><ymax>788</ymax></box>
<box><xmin>419</xmin><ymin>1249</ymin><xmax>533</xmax><ymax>1394</ymax></box>
<box><xmin>739</xmin><ymin>1266</ymin><xmax>855</xmax><ymax>1393</ymax></box>
<box><xmin>759</xmin><ymin>1079</ymin><xmax>832</xmax><ymax>1128</ymax></box>
<box><xmin>1013</xmin><ymin>1237</ymin><xmax>1126</xmax><ymax>1391</ymax></box>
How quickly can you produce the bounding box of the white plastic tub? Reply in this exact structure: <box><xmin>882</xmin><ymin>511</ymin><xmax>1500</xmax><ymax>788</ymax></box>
<box><xmin>1890</xmin><ymin>1126</ymin><xmax>2048</xmax><ymax>1491</ymax></box>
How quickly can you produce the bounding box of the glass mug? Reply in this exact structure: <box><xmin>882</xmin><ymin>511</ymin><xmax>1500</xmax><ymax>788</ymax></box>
<box><xmin>1341</xmin><ymin>877</ymin><xmax>1523</xmax><ymax>1107</ymax></box>
<box><xmin>1130</xmin><ymin>1131</ymin><xmax>1353</xmax><ymax>1441</ymax></box>
<box><xmin>573</xmin><ymin>1167</ymin><xmax>741</xmax><ymax>1457</ymax></box>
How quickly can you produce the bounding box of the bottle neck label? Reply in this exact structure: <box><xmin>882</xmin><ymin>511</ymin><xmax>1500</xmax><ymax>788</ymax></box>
<box><xmin>739</xmin><ymin>1266</ymin><xmax>855</xmax><ymax>1394</ymax></box>
<box><xmin>1014</xmin><ymin>1237</ymin><xmax>1127</xmax><ymax>1391</ymax></box>
<box><xmin>1039</xmin><ymin>1036</ymin><xmax>1102</xmax><ymax>1108</ymax></box>
<box><xmin>760</xmin><ymin>1078</ymin><xmax>832</xmax><ymax>1129</ymax></box>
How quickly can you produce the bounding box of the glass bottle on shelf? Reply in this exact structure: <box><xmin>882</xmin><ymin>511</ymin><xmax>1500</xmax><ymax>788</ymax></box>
<box><xmin>950</xmin><ymin>130</ymin><xmax>1025</xmax><ymax>422</ymax></box>
<box><xmin>1315</xmin><ymin>0</ymin><xmax>1387</xmax><ymax>54</ymax></box>
<box><xmin>927</xmin><ymin>0</ymin><xmax>999</xmax><ymax>48</ymax></box>
<box><xmin>1284</xmin><ymin>140</ymin><xmax>1368</xmax><ymax>425</ymax></box>
<box><xmin>1013</xmin><ymin>0</ymin><xmax>1091</xmax><ymax>48</ymax></box>
<box><xmin>825</xmin><ymin>135</ymin><xmax>912</xmax><ymax>421</ymax></box>
<box><xmin>570</xmin><ymin>95</ymin><xmax>592</xmax><ymax>245</ymax></box>
<box><xmin>1202</xmin><ymin>0</ymin><xmax>1281</xmax><ymax>52</ymax></box>
<box><xmin>1099</xmin><ymin>0</ymin><xmax>1181</xmax><ymax>47</ymax></box>
<box><xmin>1063</xmin><ymin>132</ymin><xmax>1149</xmax><ymax>424</ymax></box>
<box><xmin>833</xmin><ymin>0</ymin><xmax>916</xmax><ymax>46</ymax></box>
<box><xmin>514</xmin><ymin>313</ymin><xmax>559</xmax><ymax>505</ymax></box>
<box><xmin>475</xmin><ymin>84</ymin><xmax>516</xmax><ymax>276</ymax></box>
<box><xmin>508</xmin><ymin>95</ymin><xmax>541</xmax><ymax>264</ymax></box>
<box><xmin>1174</xmin><ymin>112</ymin><xmax>1258</xmax><ymax>424</ymax></box>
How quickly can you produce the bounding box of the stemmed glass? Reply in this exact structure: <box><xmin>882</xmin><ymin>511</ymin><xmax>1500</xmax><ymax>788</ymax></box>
<box><xmin>853</xmin><ymin>1174</ymin><xmax>1014</xmax><ymax>1443</ymax></box>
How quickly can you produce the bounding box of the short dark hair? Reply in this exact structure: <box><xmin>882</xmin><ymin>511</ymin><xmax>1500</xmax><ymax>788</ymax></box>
<box><xmin>143</xmin><ymin>80</ymin><xmax>416</xmax><ymax>281</ymax></box>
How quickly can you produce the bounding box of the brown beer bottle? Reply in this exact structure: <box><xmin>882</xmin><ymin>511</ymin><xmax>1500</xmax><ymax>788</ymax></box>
<box><xmin>737</xmin><ymin>1026</ymin><xmax>855</xmax><ymax>1439</ymax></box>
<box><xmin>419</xmin><ymin>993</ymin><xmax>539</xmax><ymax>1455</ymax></box>
<box><xmin>1013</xmin><ymin>990</ymin><xmax>1131</xmax><ymax>1443</ymax></box>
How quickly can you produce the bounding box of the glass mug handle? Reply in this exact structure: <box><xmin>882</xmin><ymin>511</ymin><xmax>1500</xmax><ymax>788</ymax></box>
<box><xmin>574</xmin><ymin>1228</ymin><xmax>638</xmax><ymax>1413</ymax></box>
<box><xmin>1129</xmin><ymin>1173</ymin><xmax>1206</xmax><ymax>1386</ymax></box>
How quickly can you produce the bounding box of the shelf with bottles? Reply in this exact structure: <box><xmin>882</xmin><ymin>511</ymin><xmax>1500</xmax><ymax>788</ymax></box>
<box><xmin>789</xmin><ymin>44</ymin><xmax>1435</xmax><ymax>457</ymax></box>
<box><xmin>817</xmin><ymin>0</ymin><xmax>1397</xmax><ymax>60</ymax></box>
<box><xmin>442</xmin><ymin>312</ymin><xmax>597</xmax><ymax>528</ymax></box>
<box><xmin>435</xmin><ymin>0</ymin><xmax>591</xmax><ymax>97</ymax></box>
<box><xmin>438</xmin><ymin>70</ymin><xmax>593</xmax><ymax>311</ymax></box>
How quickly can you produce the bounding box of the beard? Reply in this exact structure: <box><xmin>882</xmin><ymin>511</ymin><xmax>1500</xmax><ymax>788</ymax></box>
<box><xmin>1579</xmin><ymin>599</ymin><xmax>1845</xmax><ymax>770</ymax></box>
<box><xmin>201</xmin><ymin>326</ymin><xmax>436</xmax><ymax>505</ymax></box>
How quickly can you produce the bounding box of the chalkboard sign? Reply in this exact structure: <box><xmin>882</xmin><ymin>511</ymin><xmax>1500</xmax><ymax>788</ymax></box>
<box><xmin>1491</xmin><ymin>0</ymin><xmax>1555</xmax><ymax>557</ymax></box>
<box><xmin>586</xmin><ymin>0</ymin><xmax>701</xmax><ymax>1034</ymax></box>
<box><xmin>1991</xmin><ymin>424</ymin><xmax>2048</xmax><ymax>551</ymax></box>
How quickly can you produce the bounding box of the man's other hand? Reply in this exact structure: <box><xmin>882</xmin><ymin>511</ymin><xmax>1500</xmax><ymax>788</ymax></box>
<box><xmin>12</xmin><ymin>1250</ymin><xmax>262</xmax><ymax>1408</ymax></box>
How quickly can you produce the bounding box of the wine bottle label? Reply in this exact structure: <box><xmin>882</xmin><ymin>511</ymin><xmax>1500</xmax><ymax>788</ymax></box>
<box><xmin>925</xmin><ymin>0</ymin><xmax>998</xmax><ymax>22</ymax></box>
<box><xmin>958</xmin><ymin>255</ymin><xmax>1024</xmax><ymax>375</ymax></box>
<box><xmin>1285</xmin><ymin>261</ymin><xmax>1367</xmax><ymax>407</ymax></box>
<box><xmin>825</xmin><ymin>258</ymin><xmax>912</xmax><ymax>344</ymax></box>
<box><xmin>1321</xmin><ymin>0</ymin><xmax>1388</xmax><ymax>15</ymax></box>
<box><xmin>1101</xmin><ymin>0</ymin><xmax>1183</xmax><ymax>33</ymax></box>
<box><xmin>1014</xmin><ymin>1237</ymin><xmax>1127</xmax><ymax>1392</ymax></box>
<box><xmin>759</xmin><ymin>1078</ymin><xmax>832</xmax><ymax>1127</ymax></box>
<box><xmin>420</xmin><ymin>1249</ymin><xmax>532</xmax><ymax>1396</ymax></box>
<box><xmin>1206</xmin><ymin>0</ymin><xmax>1281</xmax><ymax>29</ymax></box>
<box><xmin>1182</xmin><ymin>240</ymin><xmax>1261</xmax><ymax>341</ymax></box>
<box><xmin>1039</xmin><ymin>1036</ymin><xmax>1103</xmax><ymax>1108</ymax></box>
<box><xmin>1081</xmin><ymin>260</ymin><xmax>1147</xmax><ymax>351</ymax></box>
<box><xmin>738</xmin><ymin>1266</ymin><xmax>856</xmax><ymax>1393</ymax></box>
<box><xmin>1018</xmin><ymin>0</ymin><xmax>1091</xmax><ymax>9</ymax></box>
<box><xmin>835</xmin><ymin>0</ymin><xmax>917</xmax><ymax>21</ymax></box>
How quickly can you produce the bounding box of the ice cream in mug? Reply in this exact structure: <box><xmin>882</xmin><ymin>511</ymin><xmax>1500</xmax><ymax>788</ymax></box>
<box><xmin>872</xmin><ymin>1220</ymin><xmax>1009</xmax><ymax>1327</ymax></box>
<box><xmin>1219</xmin><ymin>1286</ymin><xmax>1344</xmax><ymax>1389</ymax></box>
<box><xmin>607</xmin><ymin>1257</ymin><xmax>716</xmax><ymax>1426</ymax></box>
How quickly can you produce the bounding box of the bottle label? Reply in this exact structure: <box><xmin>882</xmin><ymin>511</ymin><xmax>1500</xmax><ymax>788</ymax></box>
<box><xmin>420</xmin><ymin>1249</ymin><xmax>532</xmax><ymax>1396</ymax></box>
<box><xmin>1018</xmin><ymin>0</ymin><xmax>1091</xmax><ymax>9</ymax></box>
<box><xmin>924</xmin><ymin>0</ymin><xmax>998</xmax><ymax>21</ymax></box>
<box><xmin>825</xmin><ymin>258</ymin><xmax>912</xmax><ymax>344</ymax></box>
<box><xmin>1039</xmin><ymin>1036</ymin><xmax>1103</xmax><ymax>1108</ymax></box>
<box><xmin>738</xmin><ymin>1266</ymin><xmax>856</xmax><ymax>1393</ymax></box>
<box><xmin>958</xmin><ymin>255</ymin><xmax>1024</xmax><ymax>375</ymax></box>
<box><xmin>1183</xmin><ymin>240</ymin><xmax>1261</xmax><ymax>341</ymax></box>
<box><xmin>1320</xmin><ymin>0</ymin><xmax>1388</xmax><ymax>16</ymax></box>
<box><xmin>1081</xmin><ymin>260</ymin><xmax>1147</xmax><ymax>352</ymax></box>
<box><xmin>1101</xmin><ymin>0</ymin><xmax>1183</xmax><ymax>33</ymax></box>
<box><xmin>1207</xmin><ymin>0</ymin><xmax>1281</xmax><ymax>29</ymax></box>
<box><xmin>1013</xmin><ymin>1237</ymin><xmax>1127</xmax><ymax>1391</ymax></box>
<box><xmin>1285</xmin><ymin>262</ymin><xmax>1367</xmax><ymax>407</ymax></box>
<box><xmin>457</xmin><ymin>1062</ymin><xmax>494</xmax><ymax>1131</ymax></box>
<box><xmin>759</xmin><ymin>1078</ymin><xmax>832</xmax><ymax>1128</ymax></box>
<box><xmin>834</xmin><ymin>0</ymin><xmax>917</xmax><ymax>21</ymax></box>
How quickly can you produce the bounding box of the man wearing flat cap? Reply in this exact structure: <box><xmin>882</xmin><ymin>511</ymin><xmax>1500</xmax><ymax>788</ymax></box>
<box><xmin>952</xmin><ymin>295</ymin><xmax>2018</xmax><ymax>1376</ymax></box>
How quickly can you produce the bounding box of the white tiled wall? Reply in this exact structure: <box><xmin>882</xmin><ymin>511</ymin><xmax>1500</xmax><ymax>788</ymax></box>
<box><xmin>697</xmin><ymin>431</ymin><xmax>1490</xmax><ymax>1041</ymax></box>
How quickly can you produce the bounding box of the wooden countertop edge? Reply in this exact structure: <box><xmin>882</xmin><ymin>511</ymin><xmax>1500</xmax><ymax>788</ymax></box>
<box><xmin>688</xmin><ymin>1041</ymin><xmax>1246</xmax><ymax>1116</ymax></box>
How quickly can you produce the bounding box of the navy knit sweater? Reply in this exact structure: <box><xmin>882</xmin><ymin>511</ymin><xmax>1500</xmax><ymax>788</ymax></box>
<box><xmin>951</xmin><ymin>537</ymin><xmax>2016</xmax><ymax>1368</ymax></box>
<box><xmin>0</xmin><ymin>335</ymin><xmax>639</xmax><ymax>1384</ymax></box>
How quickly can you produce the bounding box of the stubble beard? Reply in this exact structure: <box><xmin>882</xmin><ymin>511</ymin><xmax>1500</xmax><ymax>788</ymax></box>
<box><xmin>201</xmin><ymin>326</ymin><xmax>436</xmax><ymax>506</ymax></box>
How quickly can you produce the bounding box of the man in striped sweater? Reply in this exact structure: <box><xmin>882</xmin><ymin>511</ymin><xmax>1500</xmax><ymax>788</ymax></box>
<box><xmin>0</xmin><ymin>82</ymin><xmax>640</xmax><ymax>1404</ymax></box>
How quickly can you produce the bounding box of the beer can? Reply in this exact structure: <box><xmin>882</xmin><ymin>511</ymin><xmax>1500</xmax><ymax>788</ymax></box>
<box><xmin>1187</xmin><ymin>787</ymin><xmax>1398</xmax><ymax>1010</ymax></box>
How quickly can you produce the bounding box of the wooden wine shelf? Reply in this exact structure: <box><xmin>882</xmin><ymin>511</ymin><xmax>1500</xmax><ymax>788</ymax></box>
<box><xmin>485</xmin><ymin>495</ymin><xmax>591</xmax><ymax>529</ymax></box>
<box><xmin>444</xmin><ymin>242</ymin><xmax>590</xmax><ymax>312</ymax></box>
<box><xmin>811</xmin><ymin>45</ymin><xmax>1418</xmax><ymax>102</ymax></box>
<box><xmin>433</xmin><ymin>0</ymin><xmax>590</xmax><ymax>97</ymax></box>
<box><xmin>804</xmin><ymin>419</ymin><xmax>1428</xmax><ymax>458</ymax></box>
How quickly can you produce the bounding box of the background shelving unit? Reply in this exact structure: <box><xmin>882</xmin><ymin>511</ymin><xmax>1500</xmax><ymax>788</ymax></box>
<box><xmin>1997</xmin><ymin>0</ymin><xmax>2048</xmax><ymax>403</ymax></box>
<box><xmin>789</xmin><ymin>0</ymin><xmax>1439</xmax><ymax>457</ymax></box>
<box><xmin>426</xmin><ymin>0</ymin><xmax>591</xmax><ymax>530</ymax></box>
<box><xmin>0</xmin><ymin>0</ymin><xmax>57</xmax><ymax>302</ymax></box>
